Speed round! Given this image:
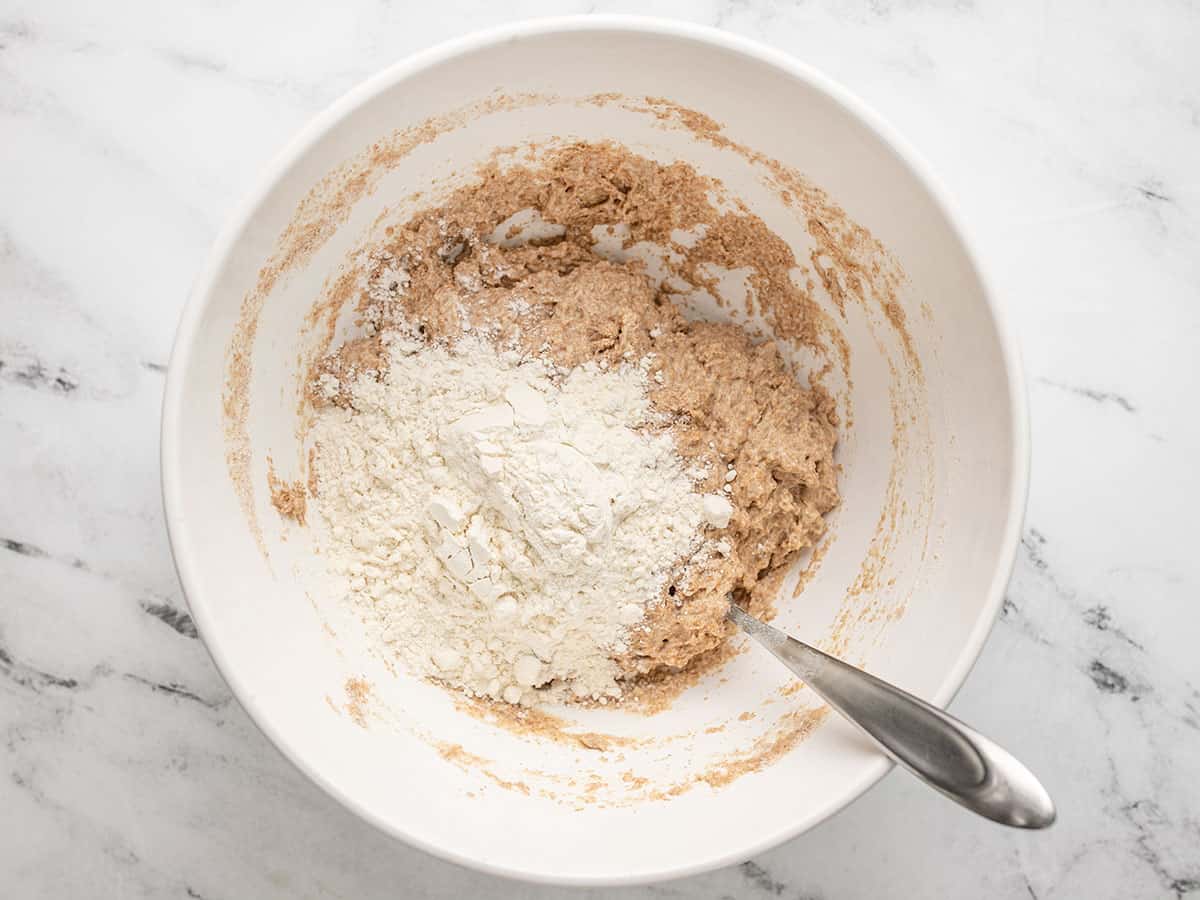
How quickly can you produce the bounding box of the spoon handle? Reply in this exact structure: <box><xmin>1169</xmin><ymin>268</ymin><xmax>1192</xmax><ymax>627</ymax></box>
<box><xmin>727</xmin><ymin>604</ymin><xmax>1055</xmax><ymax>828</ymax></box>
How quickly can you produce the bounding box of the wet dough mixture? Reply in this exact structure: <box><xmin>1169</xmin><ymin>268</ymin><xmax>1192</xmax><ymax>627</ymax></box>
<box><xmin>311</xmin><ymin>143</ymin><xmax>839</xmax><ymax>693</ymax></box>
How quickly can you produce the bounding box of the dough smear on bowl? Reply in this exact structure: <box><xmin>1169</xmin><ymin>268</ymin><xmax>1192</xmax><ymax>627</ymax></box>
<box><xmin>305</xmin><ymin>142</ymin><xmax>839</xmax><ymax>708</ymax></box>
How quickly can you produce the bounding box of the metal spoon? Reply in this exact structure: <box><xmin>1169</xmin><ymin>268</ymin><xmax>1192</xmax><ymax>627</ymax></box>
<box><xmin>726</xmin><ymin>603</ymin><xmax>1056</xmax><ymax>828</ymax></box>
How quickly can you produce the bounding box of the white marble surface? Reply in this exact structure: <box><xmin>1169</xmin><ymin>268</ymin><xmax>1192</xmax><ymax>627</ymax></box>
<box><xmin>2</xmin><ymin>0</ymin><xmax>1198</xmax><ymax>896</ymax></box>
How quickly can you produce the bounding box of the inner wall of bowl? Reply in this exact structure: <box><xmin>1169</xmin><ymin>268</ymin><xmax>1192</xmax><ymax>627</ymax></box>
<box><xmin>256</xmin><ymin>95</ymin><xmax>925</xmax><ymax>821</ymax></box>
<box><xmin>176</xmin><ymin>27</ymin><xmax>1017</xmax><ymax>882</ymax></box>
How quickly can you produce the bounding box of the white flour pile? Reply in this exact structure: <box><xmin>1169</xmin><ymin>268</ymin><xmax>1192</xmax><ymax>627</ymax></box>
<box><xmin>310</xmin><ymin>330</ymin><xmax>732</xmax><ymax>704</ymax></box>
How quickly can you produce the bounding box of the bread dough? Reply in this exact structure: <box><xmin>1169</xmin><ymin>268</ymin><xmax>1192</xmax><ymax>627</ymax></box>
<box><xmin>311</xmin><ymin>143</ymin><xmax>839</xmax><ymax>691</ymax></box>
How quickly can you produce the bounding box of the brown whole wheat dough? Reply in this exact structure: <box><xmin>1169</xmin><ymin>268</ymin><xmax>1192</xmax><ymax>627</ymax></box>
<box><xmin>311</xmin><ymin>142</ymin><xmax>839</xmax><ymax>695</ymax></box>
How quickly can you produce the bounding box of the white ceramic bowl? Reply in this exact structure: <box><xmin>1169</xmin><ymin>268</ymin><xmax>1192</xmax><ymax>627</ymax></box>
<box><xmin>163</xmin><ymin>17</ymin><xmax>1027</xmax><ymax>886</ymax></box>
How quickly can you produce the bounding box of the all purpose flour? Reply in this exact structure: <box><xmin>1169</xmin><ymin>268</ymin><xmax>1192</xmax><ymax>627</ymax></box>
<box><xmin>310</xmin><ymin>330</ymin><xmax>733</xmax><ymax>705</ymax></box>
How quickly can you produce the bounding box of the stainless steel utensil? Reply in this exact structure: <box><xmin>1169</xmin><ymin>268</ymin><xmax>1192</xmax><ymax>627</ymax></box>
<box><xmin>726</xmin><ymin>603</ymin><xmax>1056</xmax><ymax>828</ymax></box>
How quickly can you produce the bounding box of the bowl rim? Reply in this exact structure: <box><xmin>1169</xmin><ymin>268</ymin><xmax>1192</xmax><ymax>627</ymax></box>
<box><xmin>161</xmin><ymin>14</ymin><xmax>1030</xmax><ymax>887</ymax></box>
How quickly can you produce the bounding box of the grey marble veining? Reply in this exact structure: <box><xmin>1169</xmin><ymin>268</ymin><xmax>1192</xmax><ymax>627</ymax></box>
<box><xmin>2</xmin><ymin>0</ymin><xmax>1198</xmax><ymax>896</ymax></box>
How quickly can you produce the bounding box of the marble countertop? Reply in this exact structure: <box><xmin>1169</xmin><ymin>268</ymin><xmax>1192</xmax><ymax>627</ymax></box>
<box><xmin>3</xmin><ymin>1</ymin><xmax>1198</xmax><ymax>897</ymax></box>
